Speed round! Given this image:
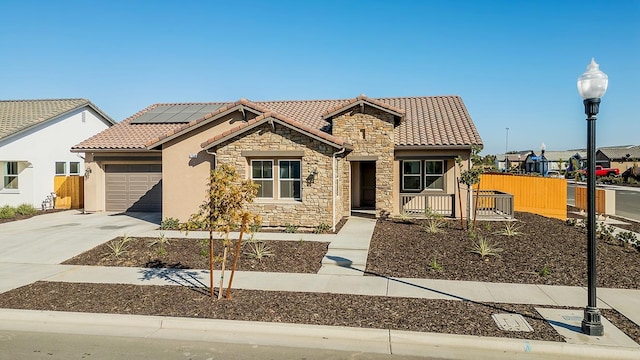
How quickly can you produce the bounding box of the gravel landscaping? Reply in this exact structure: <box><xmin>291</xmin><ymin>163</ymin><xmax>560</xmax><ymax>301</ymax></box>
<box><xmin>0</xmin><ymin>208</ymin><xmax>638</xmax><ymax>345</ymax></box>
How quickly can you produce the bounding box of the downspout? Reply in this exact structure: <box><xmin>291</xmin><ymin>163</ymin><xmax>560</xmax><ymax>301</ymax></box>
<box><xmin>205</xmin><ymin>149</ymin><xmax>217</xmax><ymax>168</ymax></box>
<box><xmin>332</xmin><ymin>147</ymin><xmax>346</xmax><ymax>232</ymax></box>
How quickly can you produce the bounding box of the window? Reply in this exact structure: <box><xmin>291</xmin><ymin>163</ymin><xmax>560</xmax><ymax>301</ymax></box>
<box><xmin>3</xmin><ymin>162</ymin><xmax>18</xmax><ymax>189</ymax></box>
<box><xmin>69</xmin><ymin>162</ymin><xmax>80</xmax><ymax>175</ymax></box>
<box><xmin>55</xmin><ymin>162</ymin><xmax>66</xmax><ymax>175</ymax></box>
<box><xmin>402</xmin><ymin>160</ymin><xmax>422</xmax><ymax>191</ymax></box>
<box><xmin>279</xmin><ymin>160</ymin><xmax>301</xmax><ymax>199</ymax></box>
<box><xmin>425</xmin><ymin>160</ymin><xmax>444</xmax><ymax>190</ymax></box>
<box><xmin>401</xmin><ymin>160</ymin><xmax>445</xmax><ymax>191</ymax></box>
<box><xmin>251</xmin><ymin>160</ymin><xmax>273</xmax><ymax>198</ymax></box>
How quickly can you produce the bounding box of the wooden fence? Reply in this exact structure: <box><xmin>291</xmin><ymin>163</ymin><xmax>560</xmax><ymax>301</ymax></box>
<box><xmin>475</xmin><ymin>173</ymin><xmax>566</xmax><ymax>220</ymax></box>
<box><xmin>54</xmin><ymin>175</ymin><xmax>84</xmax><ymax>209</ymax></box>
<box><xmin>574</xmin><ymin>186</ymin><xmax>610</xmax><ymax>214</ymax></box>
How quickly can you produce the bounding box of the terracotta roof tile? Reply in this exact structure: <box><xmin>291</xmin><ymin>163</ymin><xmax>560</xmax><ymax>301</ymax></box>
<box><xmin>73</xmin><ymin>95</ymin><xmax>482</xmax><ymax>151</ymax></box>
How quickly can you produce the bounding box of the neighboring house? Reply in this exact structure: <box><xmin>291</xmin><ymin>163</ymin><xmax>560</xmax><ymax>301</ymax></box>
<box><xmin>72</xmin><ymin>95</ymin><xmax>483</xmax><ymax>228</ymax></box>
<box><xmin>596</xmin><ymin>145</ymin><xmax>640</xmax><ymax>172</ymax></box>
<box><xmin>0</xmin><ymin>99</ymin><xmax>115</xmax><ymax>208</ymax></box>
<box><xmin>495</xmin><ymin>151</ymin><xmax>531</xmax><ymax>172</ymax></box>
<box><xmin>540</xmin><ymin>150</ymin><xmax>587</xmax><ymax>172</ymax></box>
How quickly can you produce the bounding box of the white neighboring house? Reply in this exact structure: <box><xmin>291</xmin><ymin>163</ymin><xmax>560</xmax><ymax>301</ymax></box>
<box><xmin>0</xmin><ymin>99</ymin><xmax>115</xmax><ymax>208</ymax></box>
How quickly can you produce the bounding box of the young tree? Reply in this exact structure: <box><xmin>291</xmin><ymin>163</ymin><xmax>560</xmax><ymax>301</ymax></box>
<box><xmin>180</xmin><ymin>164</ymin><xmax>259</xmax><ymax>300</ymax></box>
<box><xmin>456</xmin><ymin>145</ymin><xmax>484</xmax><ymax>230</ymax></box>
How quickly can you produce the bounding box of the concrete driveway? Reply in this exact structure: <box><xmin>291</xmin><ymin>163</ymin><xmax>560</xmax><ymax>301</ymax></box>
<box><xmin>0</xmin><ymin>210</ymin><xmax>160</xmax><ymax>292</ymax></box>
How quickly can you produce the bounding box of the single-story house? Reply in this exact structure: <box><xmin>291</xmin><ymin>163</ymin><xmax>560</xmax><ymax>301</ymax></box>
<box><xmin>0</xmin><ymin>99</ymin><xmax>115</xmax><ymax>208</ymax></box>
<box><xmin>72</xmin><ymin>95</ymin><xmax>483</xmax><ymax>228</ymax></box>
<box><xmin>596</xmin><ymin>145</ymin><xmax>640</xmax><ymax>172</ymax></box>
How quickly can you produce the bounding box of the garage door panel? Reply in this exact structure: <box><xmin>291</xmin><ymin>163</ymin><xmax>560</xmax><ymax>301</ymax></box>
<box><xmin>105</xmin><ymin>165</ymin><xmax>162</xmax><ymax>212</ymax></box>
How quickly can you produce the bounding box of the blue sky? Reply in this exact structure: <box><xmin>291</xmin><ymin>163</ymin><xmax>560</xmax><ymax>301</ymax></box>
<box><xmin>1</xmin><ymin>0</ymin><xmax>638</xmax><ymax>155</ymax></box>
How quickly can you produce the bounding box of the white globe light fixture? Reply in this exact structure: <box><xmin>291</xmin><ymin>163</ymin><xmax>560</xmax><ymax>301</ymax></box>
<box><xmin>577</xmin><ymin>58</ymin><xmax>608</xmax><ymax>337</ymax></box>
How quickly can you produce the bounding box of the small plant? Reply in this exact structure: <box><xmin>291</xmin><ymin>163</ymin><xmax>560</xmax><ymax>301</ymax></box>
<box><xmin>616</xmin><ymin>231</ymin><xmax>639</xmax><ymax>247</ymax></box>
<box><xmin>538</xmin><ymin>264</ymin><xmax>552</xmax><ymax>277</ymax></box>
<box><xmin>298</xmin><ymin>237</ymin><xmax>305</xmax><ymax>245</ymax></box>
<box><xmin>104</xmin><ymin>234</ymin><xmax>131</xmax><ymax>259</ymax></box>
<box><xmin>469</xmin><ymin>236</ymin><xmax>503</xmax><ymax>258</ymax></box>
<box><xmin>499</xmin><ymin>222</ymin><xmax>522</xmax><ymax>237</ymax></box>
<box><xmin>160</xmin><ymin>217</ymin><xmax>180</xmax><ymax>230</ymax></box>
<box><xmin>423</xmin><ymin>209</ymin><xmax>445</xmax><ymax>233</ymax></box>
<box><xmin>244</xmin><ymin>241</ymin><xmax>274</xmax><ymax>261</ymax></box>
<box><xmin>149</xmin><ymin>232</ymin><xmax>170</xmax><ymax>256</ymax></box>
<box><xmin>314</xmin><ymin>223</ymin><xmax>331</xmax><ymax>234</ymax></box>
<box><xmin>284</xmin><ymin>223</ymin><xmax>298</xmax><ymax>233</ymax></box>
<box><xmin>428</xmin><ymin>256</ymin><xmax>443</xmax><ymax>272</ymax></box>
<box><xmin>565</xmin><ymin>218</ymin><xmax>577</xmax><ymax>227</ymax></box>
<box><xmin>596</xmin><ymin>222</ymin><xmax>615</xmax><ymax>243</ymax></box>
<box><xmin>16</xmin><ymin>203</ymin><xmax>37</xmax><ymax>216</ymax></box>
<box><xmin>0</xmin><ymin>205</ymin><xmax>16</xmax><ymax>219</ymax></box>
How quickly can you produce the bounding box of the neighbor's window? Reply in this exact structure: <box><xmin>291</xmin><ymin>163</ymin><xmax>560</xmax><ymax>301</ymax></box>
<box><xmin>55</xmin><ymin>162</ymin><xmax>66</xmax><ymax>175</ymax></box>
<box><xmin>69</xmin><ymin>162</ymin><xmax>80</xmax><ymax>175</ymax></box>
<box><xmin>425</xmin><ymin>160</ymin><xmax>444</xmax><ymax>190</ymax></box>
<box><xmin>402</xmin><ymin>160</ymin><xmax>422</xmax><ymax>191</ymax></box>
<box><xmin>3</xmin><ymin>162</ymin><xmax>19</xmax><ymax>189</ymax></box>
<box><xmin>251</xmin><ymin>160</ymin><xmax>273</xmax><ymax>198</ymax></box>
<box><xmin>279</xmin><ymin>160</ymin><xmax>301</xmax><ymax>200</ymax></box>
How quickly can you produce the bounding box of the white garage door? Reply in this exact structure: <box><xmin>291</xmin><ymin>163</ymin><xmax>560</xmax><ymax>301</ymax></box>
<box><xmin>105</xmin><ymin>164</ymin><xmax>162</xmax><ymax>212</ymax></box>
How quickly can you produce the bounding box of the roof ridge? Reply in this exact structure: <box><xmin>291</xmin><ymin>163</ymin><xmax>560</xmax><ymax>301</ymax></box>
<box><xmin>0</xmin><ymin>98</ymin><xmax>89</xmax><ymax>103</ymax></box>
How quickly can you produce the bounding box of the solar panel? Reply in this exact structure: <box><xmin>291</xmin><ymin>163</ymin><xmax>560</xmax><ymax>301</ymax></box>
<box><xmin>131</xmin><ymin>103</ymin><xmax>227</xmax><ymax>124</ymax></box>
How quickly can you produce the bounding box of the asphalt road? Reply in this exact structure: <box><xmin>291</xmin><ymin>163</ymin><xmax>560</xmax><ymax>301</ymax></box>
<box><xmin>0</xmin><ymin>330</ymin><xmax>435</xmax><ymax>360</ymax></box>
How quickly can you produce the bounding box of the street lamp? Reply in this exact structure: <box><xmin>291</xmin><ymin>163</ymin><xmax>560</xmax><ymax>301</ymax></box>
<box><xmin>577</xmin><ymin>58</ymin><xmax>608</xmax><ymax>336</ymax></box>
<box><xmin>540</xmin><ymin>143</ymin><xmax>546</xmax><ymax>176</ymax></box>
<box><xmin>505</xmin><ymin>128</ymin><xmax>510</xmax><ymax>172</ymax></box>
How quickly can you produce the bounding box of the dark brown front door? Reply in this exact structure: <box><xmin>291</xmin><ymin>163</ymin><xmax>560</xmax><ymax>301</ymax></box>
<box><xmin>361</xmin><ymin>162</ymin><xmax>376</xmax><ymax>208</ymax></box>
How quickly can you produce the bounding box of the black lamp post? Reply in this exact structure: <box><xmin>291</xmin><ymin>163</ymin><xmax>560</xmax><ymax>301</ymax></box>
<box><xmin>540</xmin><ymin>143</ymin><xmax>546</xmax><ymax>176</ymax></box>
<box><xmin>577</xmin><ymin>58</ymin><xmax>608</xmax><ymax>336</ymax></box>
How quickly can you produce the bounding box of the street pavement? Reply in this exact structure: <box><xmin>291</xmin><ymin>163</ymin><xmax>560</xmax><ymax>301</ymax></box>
<box><xmin>0</xmin><ymin>210</ymin><xmax>639</xmax><ymax>359</ymax></box>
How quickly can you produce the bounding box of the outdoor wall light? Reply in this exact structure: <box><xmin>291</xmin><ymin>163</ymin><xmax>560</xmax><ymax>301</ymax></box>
<box><xmin>577</xmin><ymin>58</ymin><xmax>608</xmax><ymax>336</ymax></box>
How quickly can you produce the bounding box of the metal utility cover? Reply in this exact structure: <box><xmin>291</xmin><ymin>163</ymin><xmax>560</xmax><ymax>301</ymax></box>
<box><xmin>492</xmin><ymin>313</ymin><xmax>534</xmax><ymax>332</ymax></box>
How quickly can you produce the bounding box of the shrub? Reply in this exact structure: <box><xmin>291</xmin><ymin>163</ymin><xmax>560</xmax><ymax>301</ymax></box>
<box><xmin>160</xmin><ymin>217</ymin><xmax>180</xmax><ymax>230</ymax></box>
<box><xmin>0</xmin><ymin>205</ymin><xmax>16</xmax><ymax>219</ymax></box>
<box><xmin>423</xmin><ymin>209</ymin><xmax>445</xmax><ymax>233</ymax></box>
<box><xmin>428</xmin><ymin>256</ymin><xmax>443</xmax><ymax>272</ymax></box>
<box><xmin>314</xmin><ymin>223</ymin><xmax>331</xmax><ymax>234</ymax></box>
<box><xmin>284</xmin><ymin>223</ymin><xmax>298</xmax><ymax>233</ymax></box>
<box><xmin>499</xmin><ymin>222</ymin><xmax>522</xmax><ymax>237</ymax></box>
<box><xmin>469</xmin><ymin>236</ymin><xmax>503</xmax><ymax>258</ymax></box>
<box><xmin>244</xmin><ymin>241</ymin><xmax>274</xmax><ymax>261</ymax></box>
<box><xmin>16</xmin><ymin>203</ymin><xmax>37</xmax><ymax>216</ymax></box>
<box><xmin>103</xmin><ymin>234</ymin><xmax>131</xmax><ymax>259</ymax></box>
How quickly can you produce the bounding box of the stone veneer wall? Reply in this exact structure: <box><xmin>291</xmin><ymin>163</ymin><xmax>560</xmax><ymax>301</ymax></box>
<box><xmin>215</xmin><ymin>122</ymin><xmax>338</xmax><ymax>228</ymax></box>
<box><xmin>331</xmin><ymin>106</ymin><xmax>395</xmax><ymax>217</ymax></box>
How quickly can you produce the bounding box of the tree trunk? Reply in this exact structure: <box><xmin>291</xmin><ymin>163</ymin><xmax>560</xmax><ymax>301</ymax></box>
<box><xmin>226</xmin><ymin>214</ymin><xmax>248</xmax><ymax>300</ymax></box>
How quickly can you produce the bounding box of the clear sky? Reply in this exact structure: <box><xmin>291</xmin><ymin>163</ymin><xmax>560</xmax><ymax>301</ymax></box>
<box><xmin>1</xmin><ymin>0</ymin><xmax>638</xmax><ymax>155</ymax></box>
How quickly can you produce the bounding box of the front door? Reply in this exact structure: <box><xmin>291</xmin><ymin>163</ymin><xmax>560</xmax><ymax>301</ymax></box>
<box><xmin>360</xmin><ymin>162</ymin><xmax>376</xmax><ymax>208</ymax></box>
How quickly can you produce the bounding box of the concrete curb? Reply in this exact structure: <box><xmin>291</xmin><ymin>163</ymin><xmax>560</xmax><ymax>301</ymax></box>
<box><xmin>1</xmin><ymin>309</ymin><xmax>638</xmax><ymax>359</ymax></box>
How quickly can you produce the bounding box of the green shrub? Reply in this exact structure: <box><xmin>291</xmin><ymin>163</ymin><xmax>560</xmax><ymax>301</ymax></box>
<box><xmin>16</xmin><ymin>203</ymin><xmax>37</xmax><ymax>216</ymax></box>
<box><xmin>160</xmin><ymin>217</ymin><xmax>180</xmax><ymax>230</ymax></box>
<box><xmin>313</xmin><ymin>223</ymin><xmax>331</xmax><ymax>234</ymax></box>
<box><xmin>0</xmin><ymin>205</ymin><xmax>16</xmax><ymax>219</ymax></box>
<box><xmin>284</xmin><ymin>223</ymin><xmax>298</xmax><ymax>233</ymax></box>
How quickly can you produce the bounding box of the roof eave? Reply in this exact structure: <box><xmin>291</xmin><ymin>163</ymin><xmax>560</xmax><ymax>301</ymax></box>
<box><xmin>322</xmin><ymin>99</ymin><xmax>404</xmax><ymax>121</ymax></box>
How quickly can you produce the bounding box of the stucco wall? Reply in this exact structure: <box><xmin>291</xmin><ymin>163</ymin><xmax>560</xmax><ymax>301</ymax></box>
<box><xmin>0</xmin><ymin>108</ymin><xmax>111</xmax><ymax>208</ymax></box>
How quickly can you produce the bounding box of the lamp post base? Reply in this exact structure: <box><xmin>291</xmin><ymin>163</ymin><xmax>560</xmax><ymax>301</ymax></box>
<box><xmin>581</xmin><ymin>307</ymin><xmax>604</xmax><ymax>336</ymax></box>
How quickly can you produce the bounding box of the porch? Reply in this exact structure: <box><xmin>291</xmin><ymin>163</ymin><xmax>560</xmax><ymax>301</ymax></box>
<box><xmin>399</xmin><ymin>190</ymin><xmax>514</xmax><ymax>220</ymax></box>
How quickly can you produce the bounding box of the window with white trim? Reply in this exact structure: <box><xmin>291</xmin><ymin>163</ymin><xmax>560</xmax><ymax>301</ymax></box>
<box><xmin>55</xmin><ymin>162</ymin><xmax>66</xmax><ymax>175</ymax></box>
<box><xmin>3</xmin><ymin>162</ymin><xmax>18</xmax><ymax>189</ymax></box>
<box><xmin>251</xmin><ymin>160</ymin><xmax>273</xmax><ymax>198</ymax></box>
<box><xmin>402</xmin><ymin>160</ymin><xmax>422</xmax><ymax>191</ymax></box>
<box><xmin>279</xmin><ymin>160</ymin><xmax>301</xmax><ymax>200</ymax></box>
<box><xmin>425</xmin><ymin>160</ymin><xmax>444</xmax><ymax>190</ymax></box>
<box><xmin>70</xmin><ymin>162</ymin><xmax>80</xmax><ymax>175</ymax></box>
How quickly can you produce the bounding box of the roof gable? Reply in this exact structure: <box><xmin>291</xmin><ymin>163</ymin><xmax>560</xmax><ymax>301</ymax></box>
<box><xmin>201</xmin><ymin>111</ymin><xmax>352</xmax><ymax>150</ymax></box>
<box><xmin>597</xmin><ymin>145</ymin><xmax>640</xmax><ymax>160</ymax></box>
<box><xmin>321</xmin><ymin>94</ymin><xmax>405</xmax><ymax>121</ymax></box>
<box><xmin>0</xmin><ymin>99</ymin><xmax>115</xmax><ymax>141</ymax></box>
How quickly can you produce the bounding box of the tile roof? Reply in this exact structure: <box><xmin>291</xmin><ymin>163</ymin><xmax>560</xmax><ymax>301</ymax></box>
<box><xmin>201</xmin><ymin>111</ymin><xmax>352</xmax><ymax>150</ymax></box>
<box><xmin>72</xmin><ymin>95</ymin><xmax>482</xmax><ymax>151</ymax></box>
<box><xmin>0</xmin><ymin>99</ymin><xmax>114</xmax><ymax>141</ymax></box>
<box><xmin>598</xmin><ymin>145</ymin><xmax>640</xmax><ymax>160</ymax></box>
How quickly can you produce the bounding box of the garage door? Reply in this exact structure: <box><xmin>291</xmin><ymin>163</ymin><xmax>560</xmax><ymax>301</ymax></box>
<box><xmin>105</xmin><ymin>164</ymin><xmax>162</xmax><ymax>212</ymax></box>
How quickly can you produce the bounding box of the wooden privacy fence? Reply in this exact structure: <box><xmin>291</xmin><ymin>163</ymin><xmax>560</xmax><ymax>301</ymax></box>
<box><xmin>54</xmin><ymin>175</ymin><xmax>84</xmax><ymax>209</ymax></box>
<box><xmin>475</xmin><ymin>173</ymin><xmax>566</xmax><ymax>220</ymax></box>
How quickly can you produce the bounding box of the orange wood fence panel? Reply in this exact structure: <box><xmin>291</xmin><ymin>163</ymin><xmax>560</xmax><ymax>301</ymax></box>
<box><xmin>574</xmin><ymin>186</ymin><xmax>606</xmax><ymax>214</ymax></box>
<box><xmin>475</xmin><ymin>173</ymin><xmax>567</xmax><ymax>220</ymax></box>
<box><xmin>54</xmin><ymin>176</ymin><xmax>84</xmax><ymax>209</ymax></box>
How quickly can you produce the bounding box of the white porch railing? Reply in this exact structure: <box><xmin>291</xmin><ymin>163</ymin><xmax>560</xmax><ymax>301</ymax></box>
<box><xmin>400</xmin><ymin>193</ymin><xmax>455</xmax><ymax>217</ymax></box>
<box><xmin>475</xmin><ymin>190</ymin><xmax>514</xmax><ymax>219</ymax></box>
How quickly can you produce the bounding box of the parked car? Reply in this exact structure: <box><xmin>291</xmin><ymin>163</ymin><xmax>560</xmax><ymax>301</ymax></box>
<box><xmin>546</xmin><ymin>170</ymin><xmax>563</xmax><ymax>178</ymax></box>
